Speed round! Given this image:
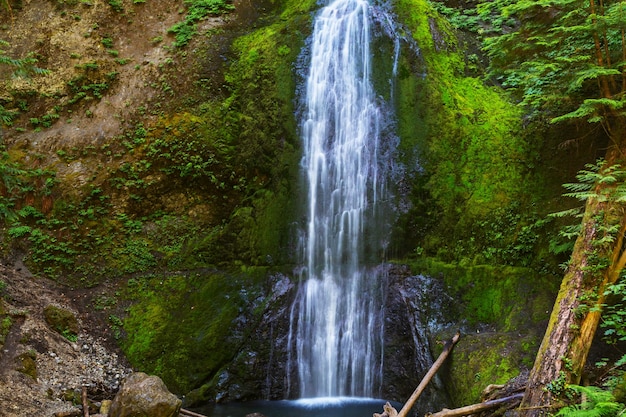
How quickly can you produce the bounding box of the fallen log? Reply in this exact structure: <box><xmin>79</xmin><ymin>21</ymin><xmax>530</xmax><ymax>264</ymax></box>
<box><xmin>394</xmin><ymin>332</ymin><xmax>461</xmax><ymax>417</ymax></box>
<box><xmin>427</xmin><ymin>393</ymin><xmax>524</xmax><ymax>417</ymax></box>
<box><xmin>180</xmin><ymin>408</ymin><xmax>209</xmax><ymax>417</ymax></box>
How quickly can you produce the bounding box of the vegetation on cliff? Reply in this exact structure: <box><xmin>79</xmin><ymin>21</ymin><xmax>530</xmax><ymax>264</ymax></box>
<box><xmin>1</xmin><ymin>0</ymin><xmax>625</xmax><ymax>411</ymax></box>
<box><xmin>420</xmin><ymin>0</ymin><xmax>626</xmax><ymax>412</ymax></box>
<box><xmin>392</xmin><ymin>0</ymin><xmax>626</xmax><ymax>411</ymax></box>
<box><xmin>1</xmin><ymin>0</ymin><xmax>308</xmax><ymax>396</ymax></box>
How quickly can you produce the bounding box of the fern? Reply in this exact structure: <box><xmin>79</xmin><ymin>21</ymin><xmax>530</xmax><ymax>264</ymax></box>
<box><xmin>555</xmin><ymin>385</ymin><xmax>625</xmax><ymax>417</ymax></box>
<box><xmin>0</xmin><ymin>39</ymin><xmax>49</xmax><ymax>85</ymax></box>
<box><xmin>550</xmin><ymin>207</ymin><xmax>585</xmax><ymax>218</ymax></box>
<box><xmin>559</xmin><ymin>160</ymin><xmax>626</xmax><ymax>202</ymax></box>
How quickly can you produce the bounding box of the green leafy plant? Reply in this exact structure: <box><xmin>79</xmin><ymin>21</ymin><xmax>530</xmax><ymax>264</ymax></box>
<box><xmin>601</xmin><ymin>280</ymin><xmax>626</xmax><ymax>344</ymax></box>
<box><xmin>61</xmin><ymin>329</ymin><xmax>78</xmax><ymax>342</ymax></box>
<box><xmin>101</xmin><ymin>37</ymin><xmax>114</xmax><ymax>48</ymax></box>
<box><xmin>108</xmin><ymin>0</ymin><xmax>123</xmax><ymax>12</ymax></box>
<box><xmin>549</xmin><ymin>160</ymin><xmax>626</xmax><ymax>264</ymax></box>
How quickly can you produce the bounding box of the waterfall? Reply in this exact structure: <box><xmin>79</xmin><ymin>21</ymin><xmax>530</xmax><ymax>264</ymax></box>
<box><xmin>289</xmin><ymin>0</ymin><xmax>396</xmax><ymax>399</ymax></box>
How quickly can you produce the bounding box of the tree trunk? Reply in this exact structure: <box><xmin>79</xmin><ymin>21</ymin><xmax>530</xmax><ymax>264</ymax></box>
<box><xmin>520</xmin><ymin>142</ymin><xmax>626</xmax><ymax>415</ymax></box>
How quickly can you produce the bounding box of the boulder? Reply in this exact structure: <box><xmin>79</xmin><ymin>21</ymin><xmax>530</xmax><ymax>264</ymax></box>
<box><xmin>109</xmin><ymin>372</ymin><xmax>182</xmax><ymax>417</ymax></box>
<box><xmin>44</xmin><ymin>304</ymin><xmax>79</xmax><ymax>339</ymax></box>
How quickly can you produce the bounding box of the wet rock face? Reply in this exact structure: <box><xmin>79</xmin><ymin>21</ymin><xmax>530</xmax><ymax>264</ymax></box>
<box><xmin>110</xmin><ymin>372</ymin><xmax>182</xmax><ymax>417</ymax></box>
<box><xmin>208</xmin><ymin>273</ymin><xmax>299</xmax><ymax>403</ymax></box>
<box><xmin>382</xmin><ymin>265</ymin><xmax>453</xmax><ymax>410</ymax></box>
<box><xmin>209</xmin><ymin>266</ymin><xmax>453</xmax><ymax>409</ymax></box>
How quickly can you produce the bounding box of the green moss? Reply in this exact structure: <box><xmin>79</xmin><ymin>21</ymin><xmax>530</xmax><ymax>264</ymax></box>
<box><xmin>442</xmin><ymin>332</ymin><xmax>536</xmax><ymax>406</ymax></box>
<box><xmin>0</xmin><ymin>314</ymin><xmax>12</xmax><ymax>347</ymax></box>
<box><xmin>409</xmin><ymin>258</ymin><xmax>557</xmax><ymax>331</ymax></box>
<box><xmin>390</xmin><ymin>0</ymin><xmax>546</xmax><ymax>269</ymax></box>
<box><xmin>121</xmin><ymin>271</ymin><xmax>265</xmax><ymax>394</ymax></box>
<box><xmin>409</xmin><ymin>257</ymin><xmax>552</xmax><ymax>404</ymax></box>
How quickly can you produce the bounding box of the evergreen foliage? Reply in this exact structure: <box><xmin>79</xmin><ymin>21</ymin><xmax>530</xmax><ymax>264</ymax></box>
<box><xmin>601</xmin><ymin>280</ymin><xmax>626</xmax><ymax>344</ymax></box>
<box><xmin>484</xmin><ymin>0</ymin><xmax>626</xmax><ymax>126</ymax></box>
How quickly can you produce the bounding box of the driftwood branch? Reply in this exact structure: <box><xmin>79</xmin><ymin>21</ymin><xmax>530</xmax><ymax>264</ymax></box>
<box><xmin>394</xmin><ymin>332</ymin><xmax>461</xmax><ymax>417</ymax></box>
<box><xmin>427</xmin><ymin>393</ymin><xmax>524</xmax><ymax>417</ymax></box>
<box><xmin>180</xmin><ymin>408</ymin><xmax>209</xmax><ymax>417</ymax></box>
<box><xmin>374</xmin><ymin>401</ymin><xmax>399</xmax><ymax>417</ymax></box>
<box><xmin>53</xmin><ymin>411</ymin><xmax>81</xmax><ymax>417</ymax></box>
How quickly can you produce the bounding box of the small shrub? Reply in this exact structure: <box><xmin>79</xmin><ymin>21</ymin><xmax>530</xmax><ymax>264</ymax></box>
<box><xmin>555</xmin><ymin>385</ymin><xmax>625</xmax><ymax>417</ymax></box>
<box><xmin>101</xmin><ymin>37</ymin><xmax>114</xmax><ymax>48</ymax></box>
<box><xmin>108</xmin><ymin>0</ymin><xmax>123</xmax><ymax>12</ymax></box>
<box><xmin>8</xmin><ymin>225</ymin><xmax>32</xmax><ymax>238</ymax></box>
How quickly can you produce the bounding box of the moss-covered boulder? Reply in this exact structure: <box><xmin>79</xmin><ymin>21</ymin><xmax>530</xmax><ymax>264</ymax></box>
<box><xmin>440</xmin><ymin>332</ymin><xmax>537</xmax><ymax>406</ymax></box>
<box><xmin>407</xmin><ymin>259</ymin><xmax>558</xmax><ymax>406</ymax></box>
<box><xmin>121</xmin><ymin>270</ymin><xmax>297</xmax><ymax>402</ymax></box>
<box><xmin>121</xmin><ymin>272</ymin><xmax>247</xmax><ymax>394</ymax></box>
<box><xmin>410</xmin><ymin>259</ymin><xmax>557</xmax><ymax>331</ymax></box>
<box><xmin>43</xmin><ymin>304</ymin><xmax>79</xmax><ymax>341</ymax></box>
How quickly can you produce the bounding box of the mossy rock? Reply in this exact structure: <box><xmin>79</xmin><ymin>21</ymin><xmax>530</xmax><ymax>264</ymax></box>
<box><xmin>438</xmin><ymin>332</ymin><xmax>537</xmax><ymax>406</ymax></box>
<box><xmin>409</xmin><ymin>258</ymin><xmax>557</xmax><ymax>331</ymax></box>
<box><xmin>613</xmin><ymin>373</ymin><xmax>626</xmax><ymax>403</ymax></box>
<box><xmin>121</xmin><ymin>270</ymin><xmax>266</xmax><ymax>394</ymax></box>
<box><xmin>182</xmin><ymin>382</ymin><xmax>216</xmax><ymax>408</ymax></box>
<box><xmin>16</xmin><ymin>350</ymin><xmax>37</xmax><ymax>380</ymax></box>
<box><xmin>62</xmin><ymin>389</ymin><xmax>82</xmax><ymax>405</ymax></box>
<box><xmin>408</xmin><ymin>259</ymin><xmax>557</xmax><ymax>406</ymax></box>
<box><xmin>43</xmin><ymin>304</ymin><xmax>79</xmax><ymax>340</ymax></box>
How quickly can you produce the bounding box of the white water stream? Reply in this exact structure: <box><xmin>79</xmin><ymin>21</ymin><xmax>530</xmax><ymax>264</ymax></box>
<box><xmin>290</xmin><ymin>0</ymin><xmax>394</xmax><ymax>399</ymax></box>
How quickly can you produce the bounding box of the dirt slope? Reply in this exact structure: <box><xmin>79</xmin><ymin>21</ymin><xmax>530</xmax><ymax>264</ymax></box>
<box><xmin>0</xmin><ymin>1</ymin><xmax>232</xmax><ymax>414</ymax></box>
<box><xmin>0</xmin><ymin>260</ymin><xmax>133</xmax><ymax>416</ymax></box>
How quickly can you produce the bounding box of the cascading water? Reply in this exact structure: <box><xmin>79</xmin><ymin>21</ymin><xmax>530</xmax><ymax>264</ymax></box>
<box><xmin>289</xmin><ymin>0</ymin><xmax>398</xmax><ymax>399</ymax></box>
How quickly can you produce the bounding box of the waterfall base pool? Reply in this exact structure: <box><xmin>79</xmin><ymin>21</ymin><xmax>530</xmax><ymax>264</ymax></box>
<box><xmin>191</xmin><ymin>397</ymin><xmax>403</xmax><ymax>417</ymax></box>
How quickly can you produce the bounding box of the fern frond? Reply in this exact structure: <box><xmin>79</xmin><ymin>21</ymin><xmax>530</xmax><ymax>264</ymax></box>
<box><xmin>560</xmin><ymin>224</ymin><xmax>583</xmax><ymax>239</ymax></box>
<box><xmin>551</xmin><ymin>99</ymin><xmax>624</xmax><ymax>124</ymax></box>
<box><xmin>564</xmin><ymin>191</ymin><xmax>602</xmax><ymax>201</ymax></box>
<box><xmin>556</xmin><ymin>385</ymin><xmax>625</xmax><ymax>417</ymax></box>
<box><xmin>549</xmin><ymin>207</ymin><xmax>584</xmax><ymax>218</ymax></box>
<box><xmin>569</xmin><ymin>67</ymin><xmax>621</xmax><ymax>91</ymax></box>
<box><xmin>564</xmin><ymin>181</ymin><xmax>594</xmax><ymax>192</ymax></box>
